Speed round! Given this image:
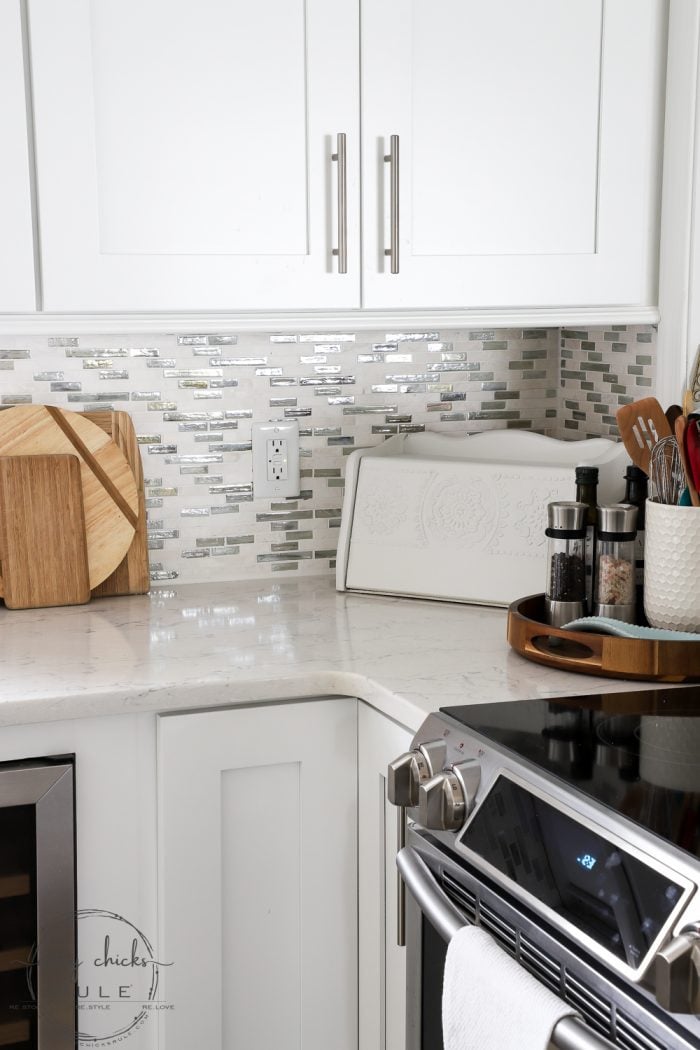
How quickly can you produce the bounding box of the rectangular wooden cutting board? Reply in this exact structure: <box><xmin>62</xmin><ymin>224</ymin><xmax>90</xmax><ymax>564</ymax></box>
<box><xmin>0</xmin><ymin>453</ymin><xmax>91</xmax><ymax>609</ymax></box>
<box><xmin>83</xmin><ymin>410</ymin><xmax>150</xmax><ymax>597</ymax></box>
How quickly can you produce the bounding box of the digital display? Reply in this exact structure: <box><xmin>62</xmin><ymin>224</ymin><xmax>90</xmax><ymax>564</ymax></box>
<box><xmin>459</xmin><ymin>775</ymin><xmax>685</xmax><ymax>970</ymax></box>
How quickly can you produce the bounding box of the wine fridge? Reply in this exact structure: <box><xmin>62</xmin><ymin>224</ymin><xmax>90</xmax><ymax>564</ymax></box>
<box><xmin>0</xmin><ymin>758</ymin><xmax>75</xmax><ymax>1049</ymax></box>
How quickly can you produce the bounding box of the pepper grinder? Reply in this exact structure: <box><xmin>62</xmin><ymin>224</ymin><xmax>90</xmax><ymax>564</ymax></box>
<box><xmin>544</xmin><ymin>501</ymin><xmax>587</xmax><ymax>627</ymax></box>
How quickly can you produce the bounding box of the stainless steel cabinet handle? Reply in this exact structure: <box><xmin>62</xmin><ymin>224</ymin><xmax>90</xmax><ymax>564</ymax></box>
<box><xmin>332</xmin><ymin>133</ymin><xmax>347</xmax><ymax>274</ymax></box>
<box><xmin>396</xmin><ymin>847</ymin><xmax>615</xmax><ymax>1050</ymax></box>
<box><xmin>384</xmin><ymin>134</ymin><xmax>399</xmax><ymax>274</ymax></box>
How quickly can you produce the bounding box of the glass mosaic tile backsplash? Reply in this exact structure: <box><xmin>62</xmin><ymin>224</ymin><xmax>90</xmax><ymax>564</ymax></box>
<box><xmin>0</xmin><ymin>324</ymin><xmax>656</xmax><ymax>584</ymax></box>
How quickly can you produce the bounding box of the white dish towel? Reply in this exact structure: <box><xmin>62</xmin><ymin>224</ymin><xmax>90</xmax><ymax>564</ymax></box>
<box><xmin>442</xmin><ymin>924</ymin><xmax>579</xmax><ymax>1050</ymax></box>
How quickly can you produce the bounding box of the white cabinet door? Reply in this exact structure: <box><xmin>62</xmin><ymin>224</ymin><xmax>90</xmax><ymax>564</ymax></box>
<box><xmin>358</xmin><ymin>703</ymin><xmax>412</xmax><ymax>1050</ymax></box>
<box><xmin>158</xmin><ymin>698</ymin><xmax>358</xmax><ymax>1050</ymax></box>
<box><xmin>0</xmin><ymin>0</ymin><xmax>35</xmax><ymax>311</ymax></box>
<box><xmin>29</xmin><ymin>0</ymin><xmax>359</xmax><ymax>311</ymax></box>
<box><xmin>0</xmin><ymin>714</ymin><xmax>158</xmax><ymax>1050</ymax></box>
<box><xmin>361</xmin><ymin>0</ymin><xmax>666</xmax><ymax>310</ymax></box>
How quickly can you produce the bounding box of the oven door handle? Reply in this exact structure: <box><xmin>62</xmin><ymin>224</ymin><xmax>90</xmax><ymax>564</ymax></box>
<box><xmin>397</xmin><ymin>847</ymin><xmax>615</xmax><ymax>1050</ymax></box>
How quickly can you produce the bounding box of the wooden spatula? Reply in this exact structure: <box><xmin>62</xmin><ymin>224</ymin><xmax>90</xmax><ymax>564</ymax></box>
<box><xmin>675</xmin><ymin>415</ymin><xmax>700</xmax><ymax>507</ymax></box>
<box><xmin>616</xmin><ymin>398</ymin><xmax>672</xmax><ymax>474</ymax></box>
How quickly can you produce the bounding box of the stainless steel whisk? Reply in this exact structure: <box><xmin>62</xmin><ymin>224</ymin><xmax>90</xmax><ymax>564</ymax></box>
<box><xmin>649</xmin><ymin>435</ymin><xmax>683</xmax><ymax>505</ymax></box>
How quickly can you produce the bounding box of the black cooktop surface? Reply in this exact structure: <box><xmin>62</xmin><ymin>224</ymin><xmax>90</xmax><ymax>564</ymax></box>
<box><xmin>442</xmin><ymin>685</ymin><xmax>700</xmax><ymax>858</ymax></box>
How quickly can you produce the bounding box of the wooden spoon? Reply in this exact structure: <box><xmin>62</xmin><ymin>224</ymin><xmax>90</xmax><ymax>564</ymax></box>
<box><xmin>675</xmin><ymin>415</ymin><xmax>700</xmax><ymax>507</ymax></box>
<box><xmin>616</xmin><ymin>398</ymin><xmax>672</xmax><ymax>474</ymax></box>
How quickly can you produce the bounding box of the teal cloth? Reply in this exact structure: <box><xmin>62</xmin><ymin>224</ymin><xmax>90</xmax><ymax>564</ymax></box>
<box><xmin>561</xmin><ymin>616</ymin><xmax>700</xmax><ymax>642</ymax></box>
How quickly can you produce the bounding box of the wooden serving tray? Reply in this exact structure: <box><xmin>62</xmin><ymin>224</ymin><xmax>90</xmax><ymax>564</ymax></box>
<box><xmin>507</xmin><ymin>594</ymin><xmax>700</xmax><ymax>682</ymax></box>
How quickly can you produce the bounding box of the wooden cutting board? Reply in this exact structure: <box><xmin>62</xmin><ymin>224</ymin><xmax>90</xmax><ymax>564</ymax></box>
<box><xmin>0</xmin><ymin>405</ymin><xmax>138</xmax><ymax>590</ymax></box>
<box><xmin>83</xmin><ymin>411</ymin><xmax>150</xmax><ymax>597</ymax></box>
<box><xmin>0</xmin><ymin>454</ymin><xmax>90</xmax><ymax>609</ymax></box>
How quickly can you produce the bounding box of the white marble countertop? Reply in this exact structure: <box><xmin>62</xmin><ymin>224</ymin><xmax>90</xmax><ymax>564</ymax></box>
<box><xmin>0</xmin><ymin>576</ymin><xmax>666</xmax><ymax>732</ymax></box>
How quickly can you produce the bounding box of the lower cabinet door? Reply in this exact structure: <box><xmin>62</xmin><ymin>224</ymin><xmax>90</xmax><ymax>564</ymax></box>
<box><xmin>358</xmin><ymin>703</ymin><xmax>412</xmax><ymax>1050</ymax></box>
<box><xmin>158</xmin><ymin>698</ymin><xmax>358</xmax><ymax>1050</ymax></box>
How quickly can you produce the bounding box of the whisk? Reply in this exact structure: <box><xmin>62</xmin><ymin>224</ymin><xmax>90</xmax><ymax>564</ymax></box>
<box><xmin>649</xmin><ymin>435</ymin><xmax>683</xmax><ymax>505</ymax></box>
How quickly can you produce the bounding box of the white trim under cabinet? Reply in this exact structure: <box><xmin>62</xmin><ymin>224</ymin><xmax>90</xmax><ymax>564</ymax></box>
<box><xmin>27</xmin><ymin>0</ymin><xmax>360</xmax><ymax>312</ymax></box>
<box><xmin>361</xmin><ymin>0</ymin><xmax>667</xmax><ymax>311</ymax></box>
<box><xmin>0</xmin><ymin>305</ymin><xmax>661</xmax><ymax>337</ymax></box>
<box><xmin>358</xmin><ymin>704</ymin><xmax>412</xmax><ymax>1050</ymax></box>
<box><xmin>158</xmin><ymin>698</ymin><xmax>358</xmax><ymax>1050</ymax></box>
<box><xmin>0</xmin><ymin>0</ymin><xmax>36</xmax><ymax>312</ymax></box>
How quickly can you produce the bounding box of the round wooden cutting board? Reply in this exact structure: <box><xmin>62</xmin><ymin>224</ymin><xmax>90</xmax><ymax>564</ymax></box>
<box><xmin>0</xmin><ymin>405</ymin><xmax>139</xmax><ymax>590</ymax></box>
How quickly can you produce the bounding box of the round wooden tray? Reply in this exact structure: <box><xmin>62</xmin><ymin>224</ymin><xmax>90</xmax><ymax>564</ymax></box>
<box><xmin>507</xmin><ymin>594</ymin><xmax>700</xmax><ymax>682</ymax></box>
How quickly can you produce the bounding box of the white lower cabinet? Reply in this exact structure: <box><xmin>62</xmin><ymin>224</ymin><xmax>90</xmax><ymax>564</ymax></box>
<box><xmin>0</xmin><ymin>695</ymin><xmax>410</xmax><ymax>1050</ymax></box>
<box><xmin>358</xmin><ymin>704</ymin><xmax>412</xmax><ymax>1050</ymax></box>
<box><xmin>158</xmin><ymin>697</ymin><xmax>358</xmax><ymax>1050</ymax></box>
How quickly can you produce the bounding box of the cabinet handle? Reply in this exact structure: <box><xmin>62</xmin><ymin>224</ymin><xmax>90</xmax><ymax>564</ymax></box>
<box><xmin>397</xmin><ymin>804</ymin><xmax>406</xmax><ymax>947</ymax></box>
<box><xmin>332</xmin><ymin>133</ymin><xmax>348</xmax><ymax>274</ymax></box>
<box><xmin>384</xmin><ymin>134</ymin><xmax>400</xmax><ymax>274</ymax></box>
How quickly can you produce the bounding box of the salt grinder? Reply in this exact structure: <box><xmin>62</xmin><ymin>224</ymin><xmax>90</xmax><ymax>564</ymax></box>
<box><xmin>545</xmin><ymin>501</ymin><xmax>587</xmax><ymax>627</ymax></box>
<box><xmin>593</xmin><ymin>503</ymin><xmax>638</xmax><ymax>624</ymax></box>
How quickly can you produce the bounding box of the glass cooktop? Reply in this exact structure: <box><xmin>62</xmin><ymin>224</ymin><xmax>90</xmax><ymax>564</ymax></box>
<box><xmin>442</xmin><ymin>685</ymin><xmax>700</xmax><ymax>859</ymax></box>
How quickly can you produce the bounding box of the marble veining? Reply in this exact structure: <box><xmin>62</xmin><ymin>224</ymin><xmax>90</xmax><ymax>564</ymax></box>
<box><xmin>0</xmin><ymin>578</ymin><xmax>662</xmax><ymax>731</ymax></box>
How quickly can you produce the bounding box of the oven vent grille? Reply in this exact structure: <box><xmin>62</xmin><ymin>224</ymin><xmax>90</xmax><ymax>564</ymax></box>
<box><xmin>439</xmin><ymin>872</ymin><xmax>671</xmax><ymax>1050</ymax></box>
<box><xmin>479</xmin><ymin>902</ymin><xmax>518</xmax><ymax>956</ymax></box>
<box><xmin>441</xmin><ymin>873</ymin><xmax>477</xmax><ymax>924</ymax></box>
<box><xmin>615</xmin><ymin>1013</ymin><xmax>666</xmax><ymax>1050</ymax></box>
<box><xmin>563</xmin><ymin>971</ymin><xmax>612</xmax><ymax>1037</ymax></box>
<box><xmin>519</xmin><ymin>934</ymin><xmax>561</xmax><ymax>993</ymax></box>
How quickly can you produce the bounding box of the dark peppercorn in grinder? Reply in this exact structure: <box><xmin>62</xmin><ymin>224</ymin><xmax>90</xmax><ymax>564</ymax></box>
<box><xmin>545</xmin><ymin>501</ymin><xmax>587</xmax><ymax>627</ymax></box>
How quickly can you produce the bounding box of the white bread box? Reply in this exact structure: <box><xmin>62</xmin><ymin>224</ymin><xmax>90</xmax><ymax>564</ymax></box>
<box><xmin>336</xmin><ymin>430</ymin><xmax>629</xmax><ymax>607</ymax></box>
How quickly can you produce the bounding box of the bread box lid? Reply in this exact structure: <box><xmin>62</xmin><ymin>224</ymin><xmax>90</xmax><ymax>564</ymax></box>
<box><xmin>335</xmin><ymin>430</ymin><xmax>629</xmax><ymax>607</ymax></box>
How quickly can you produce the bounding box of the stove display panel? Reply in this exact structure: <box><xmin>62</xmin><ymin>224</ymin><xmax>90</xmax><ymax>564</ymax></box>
<box><xmin>459</xmin><ymin>773</ymin><xmax>687</xmax><ymax>973</ymax></box>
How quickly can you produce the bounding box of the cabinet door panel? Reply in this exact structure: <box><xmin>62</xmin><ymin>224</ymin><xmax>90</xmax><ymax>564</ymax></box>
<box><xmin>411</xmin><ymin>2</ymin><xmax>600</xmax><ymax>257</ymax></box>
<box><xmin>362</xmin><ymin>0</ymin><xmax>666</xmax><ymax>309</ymax></box>
<box><xmin>0</xmin><ymin>1</ymin><xmax>35</xmax><ymax>311</ymax></box>
<box><xmin>29</xmin><ymin>0</ymin><xmax>359</xmax><ymax>310</ymax></box>
<box><xmin>158</xmin><ymin>698</ymin><xmax>357</xmax><ymax>1050</ymax></box>
<box><xmin>358</xmin><ymin>704</ymin><xmax>412</xmax><ymax>1050</ymax></box>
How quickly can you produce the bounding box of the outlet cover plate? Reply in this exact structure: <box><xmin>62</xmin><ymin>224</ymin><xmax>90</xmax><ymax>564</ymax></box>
<box><xmin>252</xmin><ymin>420</ymin><xmax>300</xmax><ymax>499</ymax></box>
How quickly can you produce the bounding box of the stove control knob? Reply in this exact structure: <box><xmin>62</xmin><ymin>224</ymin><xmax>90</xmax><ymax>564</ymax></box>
<box><xmin>418</xmin><ymin>760</ymin><xmax>480</xmax><ymax>831</ymax></box>
<box><xmin>387</xmin><ymin>740</ymin><xmax>446</xmax><ymax>808</ymax></box>
<box><xmin>655</xmin><ymin>926</ymin><xmax>700</xmax><ymax>1014</ymax></box>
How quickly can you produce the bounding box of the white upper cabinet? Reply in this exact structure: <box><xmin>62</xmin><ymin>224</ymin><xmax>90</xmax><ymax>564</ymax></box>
<box><xmin>0</xmin><ymin>1</ymin><xmax>35</xmax><ymax>312</ymax></box>
<box><xmin>25</xmin><ymin>0</ymin><xmax>667</xmax><ymax>315</ymax></box>
<box><xmin>361</xmin><ymin>0</ymin><xmax>667</xmax><ymax>310</ymax></box>
<box><xmin>28</xmin><ymin>0</ymin><xmax>360</xmax><ymax>311</ymax></box>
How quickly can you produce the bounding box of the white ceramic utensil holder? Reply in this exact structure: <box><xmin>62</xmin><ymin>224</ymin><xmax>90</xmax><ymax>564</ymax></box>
<box><xmin>644</xmin><ymin>498</ymin><xmax>700</xmax><ymax>631</ymax></box>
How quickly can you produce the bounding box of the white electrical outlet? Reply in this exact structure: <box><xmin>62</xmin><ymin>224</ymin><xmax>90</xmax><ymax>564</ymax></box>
<box><xmin>252</xmin><ymin>420</ymin><xmax>300</xmax><ymax>499</ymax></box>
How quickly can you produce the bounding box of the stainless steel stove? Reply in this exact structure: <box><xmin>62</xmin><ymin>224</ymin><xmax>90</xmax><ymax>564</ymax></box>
<box><xmin>388</xmin><ymin>685</ymin><xmax>700</xmax><ymax>1050</ymax></box>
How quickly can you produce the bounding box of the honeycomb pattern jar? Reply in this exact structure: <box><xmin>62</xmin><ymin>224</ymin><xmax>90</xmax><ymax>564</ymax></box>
<box><xmin>644</xmin><ymin>498</ymin><xmax>700</xmax><ymax>631</ymax></box>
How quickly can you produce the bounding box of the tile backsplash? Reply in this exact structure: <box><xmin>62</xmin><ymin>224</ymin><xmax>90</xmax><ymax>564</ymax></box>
<box><xmin>0</xmin><ymin>324</ymin><xmax>656</xmax><ymax>584</ymax></box>
<box><xmin>556</xmin><ymin>325</ymin><xmax>656</xmax><ymax>439</ymax></box>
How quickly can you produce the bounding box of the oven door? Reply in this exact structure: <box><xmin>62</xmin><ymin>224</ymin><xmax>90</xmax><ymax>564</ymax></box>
<box><xmin>400</xmin><ymin>826</ymin><xmax>687</xmax><ymax>1050</ymax></box>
